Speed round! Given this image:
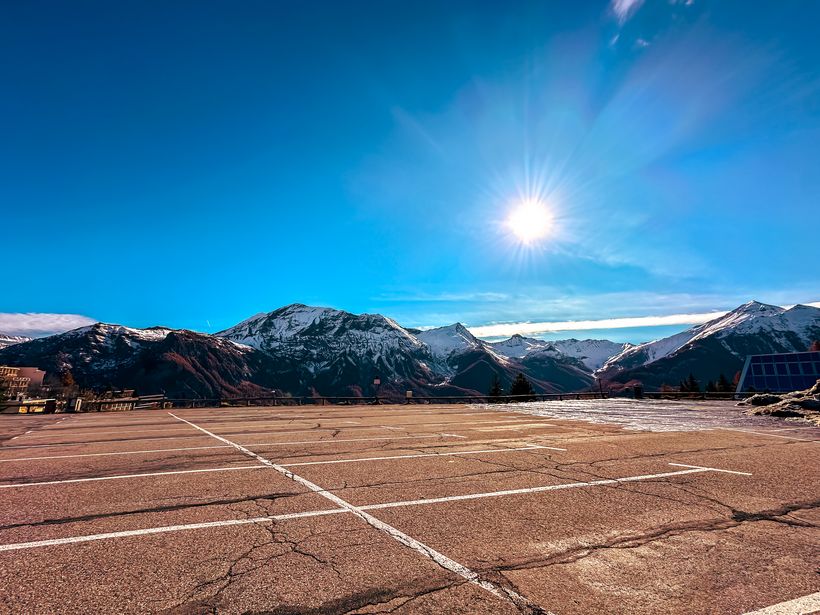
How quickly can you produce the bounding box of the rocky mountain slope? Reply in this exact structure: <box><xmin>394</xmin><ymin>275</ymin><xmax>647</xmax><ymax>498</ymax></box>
<box><xmin>2</xmin><ymin>300</ymin><xmax>814</xmax><ymax>398</ymax></box>
<box><xmin>0</xmin><ymin>324</ymin><xmax>278</xmax><ymax>398</ymax></box>
<box><xmin>599</xmin><ymin>301</ymin><xmax>820</xmax><ymax>389</ymax></box>
<box><xmin>217</xmin><ymin>306</ymin><xmax>594</xmax><ymax>396</ymax></box>
<box><xmin>489</xmin><ymin>335</ymin><xmax>631</xmax><ymax>371</ymax></box>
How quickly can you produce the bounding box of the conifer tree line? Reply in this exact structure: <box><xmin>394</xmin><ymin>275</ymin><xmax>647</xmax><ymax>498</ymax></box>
<box><xmin>487</xmin><ymin>373</ymin><xmax>536</xmax><ymax>401</ymax></box>
<box><xmin>678</xmin><ymin>373</ymin><xmax>733</xmax><ymax>393</ymax></box>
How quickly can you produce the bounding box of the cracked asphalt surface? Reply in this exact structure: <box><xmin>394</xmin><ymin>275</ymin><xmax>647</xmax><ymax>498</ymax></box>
<box><xmin>0</xmin><ymin>401</ymin><xmax>818</xmax><ymax>614</ymax></box>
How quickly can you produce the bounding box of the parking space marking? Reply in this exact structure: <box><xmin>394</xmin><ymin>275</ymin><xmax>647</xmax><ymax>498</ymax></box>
<box><xmin>2</xmin><ymin>434</ymin><xmax>214</xmax><ymax>450</ymax></box>
<box><xmin>0</xmin><ymin>433</ymin><xmax>466</xmax><ymax>463</ymax></box>
<box><xmin>167</xmin><ymin>413</ymin><xmax>540</xmax><ymax>612</ymax></box>
<box><xmin>0</xmin><ymin>461</ymin><xmax>749</xmax><ymax>556</ymax></box>
<box><xmin>0</xmin><ymin>444</ymin><xmax>231</xmax><ymax>462</ymax></box>
<box><xmin>741</xmin><ymin>591</ymin><xmax>820</xmax><ymax>615</ymax></box>
<box><xmin>667</xmin><ymin>462</ymin><xmax>753</xmax><ymax>476</ymax></box>
<box><xmin>0</xmin><ymin>446</ymin><xmax>565</xmax><ymax>486</ymax></box>
<box><xmin>723</xmin><ymin>428</ymin><xmax>818</xmax><ymax>442</ymax></box>
<box><xmin>361</xmin><ymin>465</ymin><xmax>737</xmax><ymax>511</ymax></box>
<box><xmin>282</xmin><ymin>444</ymin><xmax>566</xmax><ymax>467</ymax></box>
<box><xmin>0</xmin><ymin>464</ymin><xmax>265</xmax><ymax>489</ymax></box>
<box><xmin>0</xmin><ymin>508</ymin><xmax>348</xmax><ymax>552</ymax></box>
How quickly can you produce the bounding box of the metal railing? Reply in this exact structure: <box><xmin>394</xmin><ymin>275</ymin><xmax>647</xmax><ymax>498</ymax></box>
<box><xmin>156</xmin><ymin>390</ymin><xmax>756</xmax><ymax>408</ymax></box>
<box><xmin>18</xmin><ymin>390</ymin><xmax>763</xmax><ymax>414</ymax></box>
<box><xmin>158</xmin><ymin>391</ymin><xmax>613</xmax><ymax>408</ymax></box>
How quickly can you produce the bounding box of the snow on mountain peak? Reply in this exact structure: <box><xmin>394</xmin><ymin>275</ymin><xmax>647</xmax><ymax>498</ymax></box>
<box><xmin>601</xmin><ymin>301</ymin><xmax>820</xmax><ymax>373</ymax></box>
<box><xmin>489</xmin><ymin>335</ymin><xmax>553</xmax><ymax>359</ymax></box>
<box><xmin>217</xmin><ymin>304</ymin><xmax>426</xmax><ymax>360</ymax></box>
<box><xmin>416</xmin><ymin>323</ymin><xmax>481</xmax><ymax>358</ymax></box>
<box><xmin>0</xmin><ymin>333</ymin><xmax>31</xmax><ymax>349</ymax></box>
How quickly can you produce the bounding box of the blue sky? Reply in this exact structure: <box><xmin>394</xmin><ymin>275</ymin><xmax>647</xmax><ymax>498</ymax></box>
<box><xmin>2</xmin><ymin>0</ymin><xmax>818</xmax><ymax>342</ymax></box>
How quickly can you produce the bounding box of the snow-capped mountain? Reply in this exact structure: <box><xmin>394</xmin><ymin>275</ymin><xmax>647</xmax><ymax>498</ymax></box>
<box><xmin>489</xmin><ymin>334</ymin><xmax>630</xmax><ymax>370</ymax></box>
<box><xmin>5</xmin><ymin>300</ymin><xmax>807</xmax><ymax>398</ymax></box>
<box><xmin>416</xmin><ymin>323</ymin><xmax>484</xmax><ymax>359</ymax></box>
<box><xmin>216</xmin><ymin>304</ymin><xmax>444</xmax><ymax>395</ymax></box>
<box><xmin>600</xmin><ymin>301</ymin><xmax>820</xmax><ymax>388</ymax></box>
<box><xmin>550</xmin><ymin>339</ymin><xmax>633</xmax><ymax>371</ymax></box>
<box><xmin>0</xmin><ymin>323</ymin><xmax>276</xmax><ymax>398</ymax></box>
<box><xmin>0</xmin><ymin>333</ymin><xmax>31</xmax><ymax>350</ymax></box>
<box><xmin>489</xmin><ymin>334</ymin><xmax>554</xmax><ymax>358</ymax></box>
<box><xmin>215</xmin><ymin>305</ymin><xmax>594</xmax><ymax>395</ymax></box>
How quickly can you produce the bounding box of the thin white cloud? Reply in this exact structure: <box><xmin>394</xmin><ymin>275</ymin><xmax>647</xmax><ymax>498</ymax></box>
<box><xmin>469</xmin><ymin>310</ymin><xmax>727</xmax><ymax>339</ymax></box>
<box><xmin>0</xmin><ymin>313</ymin><xmax>97</xmax><ymax>337</ymax></box>
<box><xmin>468</xmin><ymin>302</ymin><xmax>820</xmax><ymax>339</ymax></box>
<box><xmin>611</xmin><ymin>0</ymin><xmax>646</xmax><ymax>24</ymax></box>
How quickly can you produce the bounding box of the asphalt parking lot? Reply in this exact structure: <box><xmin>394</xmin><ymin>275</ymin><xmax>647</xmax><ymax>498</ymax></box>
<box><xmin>0</xmin><ymin>401</ymin><xmax>818</xmax><ymax>614</ymax></box>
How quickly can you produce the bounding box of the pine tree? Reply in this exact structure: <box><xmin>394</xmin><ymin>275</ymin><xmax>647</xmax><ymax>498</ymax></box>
<box><xmin>716</xmin><ymin>373</ymin><xmax>732</xmax><ymax>393</ymax></box>
<box><xmin>705</xmin><ymin>380</ymin><xmax>717</xmax><ymax>393</ymax></box>
<box><xmin>685</xmin><ymin>373</ymin><xmax>700</xmax><ymax>393</ymax></box>
<box><xmin>509</xmin><ymin>373</ymin><xmax>535</xmax><ymax>401</ymax></box>
<box><xmin>488</xmin><ymin>375</ymin><xmax>502</xmax><ymax>400</ymax></box>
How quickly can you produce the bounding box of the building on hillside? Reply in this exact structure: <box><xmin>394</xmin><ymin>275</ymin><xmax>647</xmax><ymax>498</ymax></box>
<box><xmin>736</xmin><ymin>351</ymin><xmax>820</xmax><ymax>393</ymax></box>
<box><xmin>16</xmin><ymin>367</ymin><xmax>46</xmax><ymax>391</ymax></box>
<box><xmin>0</xmin><ymin>366</ymin><xmax>31</xmax><ymax>400</ymax></box>
<box><xmin>84</xmin><ymin>398</ymin><xmax>138</xmax><ymax>412</ymax></box>
<box><xmin>0</xmin><ymin>399</ymin><xmax>58</xmax><ymax>414</ymax></box>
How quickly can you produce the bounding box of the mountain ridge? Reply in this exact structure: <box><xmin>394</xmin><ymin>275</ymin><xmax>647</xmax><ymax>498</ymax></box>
<box><xmin>1</xmin><ymin>300</ymin><xmax>817</xmax><ymax>396</ymax></box>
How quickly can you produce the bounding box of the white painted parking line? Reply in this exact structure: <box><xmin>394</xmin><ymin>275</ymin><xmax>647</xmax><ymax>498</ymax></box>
<box><xmin>0</xmin><ymin>444</ymin><xmax>231</xmax><ymax>462</ymax></box>
<box><xmin>2</xmin><ymin>434</ymin><xmax>212</xmax><ymax>450</ymax></box>
<box><xmin>741</xmin><ymin>591</ymin><xmax>820</xmax><ymax>615</ymax></box>
<box><xmin>0</xmin><ymin>508</ymin><xmax>347</xmax><ymax>553</ymax></box>
<box><xmin>0</xmin><ymin>462</ymin><xmax>749</xmax><ymax>555</ymax></box>
<box><xmin>361</xmin><ymin>466</ymin><xmax>722</xmax><ymax>510</ymax></box>
<box><xmin>771</xmin><ymin>426</ymin><xmax>820</xmax><ymax>432</ymax></box>
<box><xmin>723</xmin><ymin>428</ymin><xmax>817</xmax><ymax>442</ymax></box>
<box><xmin>168</xmin><ymin>413</ymin><xmax>540</xmax><ymax>612</ymax></box>
<box><xmin>0</xmin><ymin>464</ymin><xmax>265</xmax><ymax>489</ymax></box>
<box><xmin>282</xmin><ymin>445</ymin><xmax>566</xmax><ymax>467</ymax></box>
<box><xmin>0</xmin><ymin>446</ymin><xmax>564</xmax><ymax>486</ymax></box>
<box><xmin>23</xmin><ymin>427</ymin><xmax>221</xmax><ymax>438</ymax></box>
<box><xmin>0</xmin><ymin>433</ymin><xmax>466</xmax><ymax>463</ymax></box>
<box><xmin>470</xmin><ymin>423</ymin><xmax>557</xmax><ymax>432</ymax></box>
<box><xmin>667</xmin><ymin>462</ymin><xmax>753</xmax><ymax>476</ymax></box>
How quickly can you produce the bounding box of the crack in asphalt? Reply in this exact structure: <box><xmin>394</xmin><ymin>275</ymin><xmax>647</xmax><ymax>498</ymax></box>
<box><xmin>476</xmin><ymin>499</ymin><xmax>820</xmax><ymax>576</ymax></box>
<box><xmin>0</xmin><ymin>491</ymin><xmax>303</xmax><ymax>531</ymax></box>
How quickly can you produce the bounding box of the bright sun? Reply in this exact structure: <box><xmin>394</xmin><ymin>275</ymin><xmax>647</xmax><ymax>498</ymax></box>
<box><xmin>505</xmin><ymin>199</ymin><xmax>554</xmax><ymax>245</ymax></box>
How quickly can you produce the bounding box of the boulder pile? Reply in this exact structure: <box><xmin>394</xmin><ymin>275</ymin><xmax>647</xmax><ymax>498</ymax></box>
<box><xmin>739</xmin><ymin>379</ymin><xmax>820</xmax><ymax>425</ymax></box>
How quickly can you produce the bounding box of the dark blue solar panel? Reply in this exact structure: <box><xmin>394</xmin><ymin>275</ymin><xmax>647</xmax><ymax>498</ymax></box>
<box><xmin>739</xmin><ymin>352</ymin><xmax>820</xmax><ymax>392</ymax></box>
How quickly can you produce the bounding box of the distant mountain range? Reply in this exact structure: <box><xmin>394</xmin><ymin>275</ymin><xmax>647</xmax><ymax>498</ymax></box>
<box><xmin>0</xmin><ymin>334</ymin><xmax>31</xmax><ymax>350</ymax></box>
<box><xmin>0</xmin><ymin>300</ymin><xmax>817</xmax><ymax>398</ymax></box>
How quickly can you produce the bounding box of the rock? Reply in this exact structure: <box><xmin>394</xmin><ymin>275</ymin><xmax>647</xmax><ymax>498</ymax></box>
<box><xmin>742</xmin><ymin>380</ymin><xmax>820</xmax><ymax>426</ymax></box>
<box><xmin>744</xmin><ymin>393</ymin><xmax>784</xmax><ymax>406</ymax></box>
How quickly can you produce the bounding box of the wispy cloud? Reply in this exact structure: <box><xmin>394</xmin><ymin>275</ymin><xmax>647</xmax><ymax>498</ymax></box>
<box><xmin>611</xmin><ymin>0</ymin><xmax>646</xmax><ymax>24</ymax></box>
<box><xmin>0</xmin><ymin>313</ymin><xmax>97</xmax><ymax>337</ymax></box>
<box><xmin>469</xmin><ymin>310</ymin><xmax>726</xmax><ymax>339</ymax></box>
<box><xmin>468</xmin><ymin>301</ymin><xmax>820</xmax><ymax>339</ymax></box>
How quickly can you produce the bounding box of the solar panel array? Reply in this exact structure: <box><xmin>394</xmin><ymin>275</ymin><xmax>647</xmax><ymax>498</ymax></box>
<box><xmin>737</xmin><ymin>351</ymin><xmax>820</xmax><ymax>393</ymax></box>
